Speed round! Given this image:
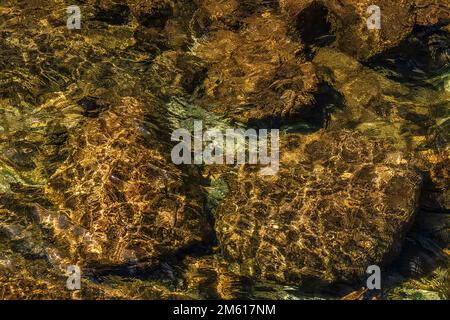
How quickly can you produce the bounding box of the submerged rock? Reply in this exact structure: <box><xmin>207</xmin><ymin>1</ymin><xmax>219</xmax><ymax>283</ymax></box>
<box><xmin>129</xmin><ymin>0</ymin><xmax>197</xmax><ymax>51</ymax></box>
<box><xmin>313</xmin><ymin>47</ymin><xmax>446</xmax><ymax>151</ymax></box>
<box><xmin>181</xmin><ymin>255</ymin><xmax>253</xmax><ymax>299</ymax></box>
<box><xmin>44</xmin><ymin>97</ymin><xmax>213</xmax><ymax>267</ymax></box>
<box><xmin>186</xmin><ymin>0</ymin><xmax>448</xmax><ymax>127</ymax></box>
<box><xmin>281</xmin><ymin>0</ymin><xmax>449</xmax><ymax>61</ymax></box>
<box><xmin>386</xmin><ymin>267</ymin><xmax>449</xmax><ymax>300</ymax></box>
<box><xmin>193</xmin><ymin>9</ymin><xmax>321</xmax><ymax>126</ymax></box>
<box><xmin>1</xmin><ymin>0</ymin><xmax>447</xmax><ymax>300</ymax></box>
<box><xmin>215</xmin><ymin>130</ymin><xmax>422</xmax><ymax>286</ymax></box>
<box><xmin>149</xmin><ymin>50</ymin><xmax>207</xmax><ymax>97</ymax></box>
<box><xmin>127</xmin><ymin>0</ymin><xmax>173</xmax><ymax>28</ymax></box>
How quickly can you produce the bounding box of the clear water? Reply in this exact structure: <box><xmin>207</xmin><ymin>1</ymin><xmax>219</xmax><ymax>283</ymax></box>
<box><xmin>0</xmin><ymin>1</ymin><xmax>448</xmax><ymax>299</ymax></box>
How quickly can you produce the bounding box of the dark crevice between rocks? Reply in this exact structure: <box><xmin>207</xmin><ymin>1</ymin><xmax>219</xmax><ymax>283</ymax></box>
<box><xmin>138</xmin><ymin>6</ymin><xmax>173</xmax><ymax>29</ymax></box>
<box><xmin>83</xmin><ymin>238</ymin><xmax>216</xmax><ymax>287</ymax></box>
<box><xmin>297</xmin><ymin>279</ymin><xmax>371</xmax><ymax>298</ymax></box>
<box><xmin>78</xmin><ymin>96</ymin><xmax>110</xmax><ymax>118</ymax></box>
<box><xmin>239</xmin><ymin>0</ymin><xmax>279</xmax><ymax>16</ymax></box>
<box><xmin>394</xmin><ymin>236</ymin><xmax>447</xmax><ymax>279</ymax></box>
<box><xmin>245</xmin><ymin>83</ymin><xmax>345</xmax><ymax>132</ymax></box>
<box><xmin>93</xmin><ymin>4</ymin><xmax>131</xmax><ymax>25</ymax></box>
<box><xmin>293</xmin><ymin>1</ymin><xmax>336</xmax><ymax>58</ymax></box>
<box><xmin>306</xmin><ymin>82</ymin><xmax>345</xmax><ymax>129</ymax></box>
<box><xmin>384</xmin><ymin>171</ymin><xmax>448</xmax><ymax>289</ymax></box>
<box><xmin>361</xmin><ymin>22</ymin><xmax>450</xmax><ymax>287</ymax></box>
<box><xmin>365</xmin><ymin>24</ymin><xmax>450</xmax><ymax>88</ymax></box>
<box><xmin>384</xmin><ymin>233</ymin><xmax>448</xmax><ymax>293</ymax></box>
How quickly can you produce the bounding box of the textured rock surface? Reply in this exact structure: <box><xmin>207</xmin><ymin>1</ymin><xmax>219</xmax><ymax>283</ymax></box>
<box><xmin>149</xmin><ymin>50</ymin><xmax>207</xmax><ymax>97</ymax></box>
<box><xmin>0</xmin><ymin>0</ymin><xmax>448</xmax><ymax>299</ymax></box>
<box><xmin>128</xmin><ymin>0</ymin><xmax>196</xmax><ymax>52</ymax></box>
<box><xmin>193</xmin><ymin>9</ymin><xmax>320</xmax><ymax>126</ymax></box>
<box><xmin>414</xmin><ymin>149</ymin><xmax>450</xmax><ymax>247</ymax></box>
<box><xmin>215</xmin><ymin>131</ymin><xmax>422</xmax><ymax>285</ymax></box>
<box><xmin>312</xmin><ymin>47</ymin><xmax>448</xmax><ymax>151</ymax></box>
<box><xmin>44</xmin><ymin>97</ymin><xmax>212</xmax><ymax>267</ymax></box>
<box><xmin>330</xmin><ymin>0</ymin><xmax>416</xmax><ymax>61</ymax></box>
<box><xmin>281</xmin><ymin>0</ymin><xmax>449</xmax><ymax>61</ymax></box>
<box><xmin>127</xmin><ymin>0</ymin><xmax>173</xmax><ymax>27</ymax></box>
<box><xmin>414</xmin><ymin>0</ymin><xmax>450</xmax><ymax>26</ymax></box>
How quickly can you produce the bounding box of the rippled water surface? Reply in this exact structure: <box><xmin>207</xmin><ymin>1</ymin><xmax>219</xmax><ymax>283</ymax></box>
<box><xmin>0</xmin><ymin>1</ymin><xmax>449</xmax><ymax>299</ymax></box>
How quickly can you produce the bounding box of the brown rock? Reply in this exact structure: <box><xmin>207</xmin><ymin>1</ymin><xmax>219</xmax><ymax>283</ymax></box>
<box><xmin>313</xmin><ymin>47</ymin><xmax>445</xmax><ymax>151</ymax></box>
<box><xmin>282</xmin><ymin>0</ymin><xmax>449</xmax><ymax>61</ymax></box>
<box><xmin>193</xmin><ymin>10</ymin><xmax>321</xmax><ymax>125</ymax></box>
<box><xmin>414</xmin><ymin>0</ymin><xmax>450</xmax><ymax>26</ymax></box>
<box><xmin>127</xmin><ymin>0</ymin><xmax>173</xmax><ymax>27</ymax></box>
<box><xmin>149</xmin><ymin>50</ymin><xmax>207</xmax><ymax>97</ymax></box>
<box><xmin>215</xmin><ymin>130</ymin><xmax>422</xmax><ymax>286</ymax></box>
<box><xmin>45</xmin><ymin>97</ymin><xmax>212</xmax><ymax>267</ymax></box>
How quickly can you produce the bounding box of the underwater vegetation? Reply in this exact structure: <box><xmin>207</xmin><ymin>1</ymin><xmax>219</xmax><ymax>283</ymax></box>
<box><xmin>0</xmin><ymin>0</ymin><xmax>449</xmax><ymax>300</ymax></box>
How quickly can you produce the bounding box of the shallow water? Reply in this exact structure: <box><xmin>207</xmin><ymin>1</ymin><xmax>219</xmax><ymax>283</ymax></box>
<box><xmin>0</xmin><ymin>1</ymin><xmax>449</xmax><ymax>300</ymax></box>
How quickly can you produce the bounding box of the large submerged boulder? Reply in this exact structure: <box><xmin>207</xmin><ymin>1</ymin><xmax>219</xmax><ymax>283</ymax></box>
<box><xmin>215</xmin><ymin>130</ymin><xmax>422</xmax><ymax>286</ymax></box>
<box><xmin>44</xmin><ymin>97</ymin><xmax>212</xmax><ymax>267</ymax></box>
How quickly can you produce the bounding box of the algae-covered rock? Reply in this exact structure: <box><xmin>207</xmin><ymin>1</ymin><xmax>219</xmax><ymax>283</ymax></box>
<box><xmin>44</xmin><ymin>97</ymin><xmax>212</xmax><ymax>267</ymax></box>
<box><xmin>215</xmin><ymin>130</ymin><xmax>422</xmax><ymax>286</ymax></box>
